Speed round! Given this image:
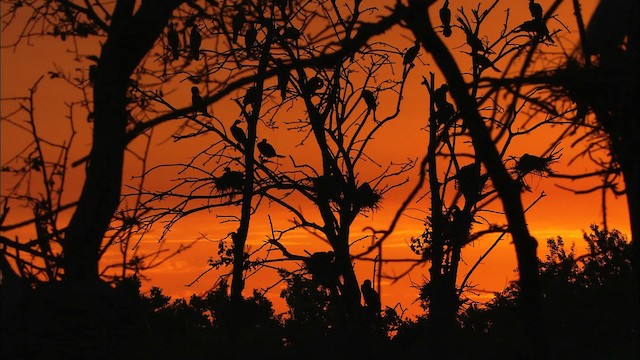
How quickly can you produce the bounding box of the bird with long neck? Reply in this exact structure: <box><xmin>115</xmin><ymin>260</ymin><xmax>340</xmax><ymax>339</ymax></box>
<box><xmin>440</xmin><ymin>0</ymin><xmax>452</xmax><ymax>37</ymax></box>
<box><xmin>257</xmin><ymin>139</ymin><xmax>284</xmax><ymax>159</ymax></box>
<box><xmin>230</xmin><ymin>120</ymin><xmax>247</xmax><ymax>146</ymax></box>
<box><xmin>403</xmin><ymin>40</ymin><xmax>420</xmax><ymax>66</ymax></box>
<box><xmin>189</xmin><ymin>25</ymin><xmax>202</xmax><ymax>61</ymax></box>
<box><xmin>167</xmin><ymin>22</ymin><xmax>180</xmax><ymax>60</ymax></box>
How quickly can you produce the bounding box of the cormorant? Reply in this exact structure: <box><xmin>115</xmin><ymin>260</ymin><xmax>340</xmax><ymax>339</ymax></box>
<box><xmin>361</xmin><ymin>279</ymin><xmax>381</xmax><ymax>315</ymax></box>
<box><xmin>189</xmin><ymin>26</ymin><xmax>202</xmax><ymax>61</ymax></box>
<box><xmin>529</xmin><ymin>0</ymin><xmax>543</xmax><ymax>20</ymax></box>
<box><xmin>230</xmin><ymin>120</ymin><xmax>247</xmax><ymax>145</ymax></box>
<box><xmin>191</xmin><ymin>86</ymin><xmax>212</xmax><ymax>117</ymax></box>
<box><xmin>257</xmin><ymin>139</ymin><xmax>284</xmax><ymax>158</ymax></box>
<box><xmin>168</xmin><ymin>22</ymin><xmax>180</xmax><ymax>60</ymax></box>
<box><xmin>403</xmin><ymin>40</ymin><xmax>420</xmax><ymax>66</ymax></box>
<box><xmin>440</xmin><ymin>0</ymin><xmax>452</xmax><ymax>37</ymax></box>
<box><xmin>362</xmin><ymin>89</ymin><xmax>377</xmax><ymax>111</ymax></box>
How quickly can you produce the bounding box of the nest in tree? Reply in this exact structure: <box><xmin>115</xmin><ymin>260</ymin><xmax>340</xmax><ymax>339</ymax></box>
<box><xmin>514</xmin><ymin>150</ymin><xmax>561</xmax><ymax>178</ymax></box>
<box><xmin>354</xmin><ymin>182</ymin><xmax>382</xmax><ymax>212</ymax></box>
<box><xmin>214</xmin><ymin>167</ymin><xmax>244</xmax><ymax>193</ymax></box>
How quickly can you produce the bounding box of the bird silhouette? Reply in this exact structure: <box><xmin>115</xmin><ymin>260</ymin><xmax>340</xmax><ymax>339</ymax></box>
<box><xmin>435</xmin><ymin>101</ymin><xmax>455</xmax><ymax>126</ymax></box>
<box><xmin>232</xmin><ymin>8</ymin><xmax>245</xmax><ymax>44</ymax></box>
<box><xmin>167</xmin><ymin>22</ymin><xmax>180</xmax><ymax>60</ymax></box>
<box><xmin>461</xmin><ymin>24</ymin><xmax>487</xmax><ymax>53</ymax></box>
<box><xmin>361</xmin><ymin>89</ymin><xmax>377</xmax><ymax>112</ymax></box>
<box><xmin>440</xmin><ymin>0</ymin><xmax>452</xmax><ymax>37</ymax></box>
<box><xmin>243</xmin><ymin>86</ymin><xmax>259</xmax><ymax>108</ymax></box>
<box><xmin>305</xmin><ymin>76</ymin><xmax>323</xmax><ymax>95</ymax></box>
<box><xmin>529</xmin><ymin>0</ymin><xmax>543</xmax><ymax>20</ymax></box>
<box><xmin>281</xmin><ymin>26</ymin><xmax>301</xmax><ymax>41</ymax></box>
<box><xmin>432</xmin><ymin>83</ymin><xmax>449</xmax><ymax>107</ymax></box>
<box><xmin>515</xmin><ymin>19</ymin><xmax>554</xmax><ymax>43</ymax></box>
<box><xmin>230</xmin><ymin>119</ymin><xmax>247</xmax><ymax>145</ymax></box>
<box><xmin>189</xmin><ymin>26</ymin><xmax>202</xmax><ymax>61</ymax></box>
<box><xmin>454</xmin><ymin>162</ymin><xmax>484</xmax><ymax>205</ymax></box>
<box><xmin>191</xmin><ymin>86</ymin><xmax>212</xmax><ymax>117</ymax></box>
<box><xmin>403</xmin><ymin>40</ymin><xmax>420</xmax><ymax>66</ymax></box>
<box><xmin>275</xmin><ymin>59</ymin><xmax>289</xmax><ymax>101</ymax></box>
<box><xmin>244</xmin><ymin>22</ymin><xmax>257</xmax><ymax>52</ymax></box>
<box><xmin>361</xmin><ymin>279</ymin><xmax>381</xmax><ymax>315</ymax></box>
<box><xmin>469</xmin><ymin>52</ymin><xmax>501</xmax><ymax>72</ymax></box>
<box><xmin>257</xmin><ymin>139</ymin><xmax>284</xmax><ymax>159</ymax></box>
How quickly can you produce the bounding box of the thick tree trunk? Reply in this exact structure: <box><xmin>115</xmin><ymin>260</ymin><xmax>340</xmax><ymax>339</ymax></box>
<box><xmin>63</xmin><ymin>0</ymin><xmax>182</xmax><ymax>284</ymax></box>
<box><xmin>405</xmin><ymin>1</ymin><xmax>548</xmax><ymax>357</ymax></box>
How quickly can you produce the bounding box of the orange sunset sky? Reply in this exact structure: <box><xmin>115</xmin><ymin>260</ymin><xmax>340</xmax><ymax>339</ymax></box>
<box><xmin>0</xmin><ymin>0</ymin><xmax>630</xmax><ymax>317</ymax></box>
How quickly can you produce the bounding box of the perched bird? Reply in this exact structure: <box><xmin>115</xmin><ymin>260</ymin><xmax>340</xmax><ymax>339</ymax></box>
<box><xmin>454</xmin><ymin>162</ymin><xmax>484</xmax><ymax>205</ymax></box>
<box><xmin>244</xmin><ymin>22</ymin><xmax>257</xmax><ymax>51</ymax></box>
<box><xmin>403</xmin><ymin>40</ymin><xmax>420</xmax><ymax>66</ymax></box>
<box><xmin>243</xmin><ymin>86</ymin><xmax>259</xmax><ymax>108</ymax></box>
<box><xmin>432</xmin><ymin>83</ymin><xmax>449</xmax><ymax>107</ymax></box>
<box><xmin>435</xmin><ymin>101</ymin><xmax>455</xmax><ymax>126</ymax></box>
<box><xmin>275</xmin><ymin>59</ymin><xmax>289</xmax><ymax>101</ymax></box>
<box><xmin>257</xmin><ymin>138</ymin><xmax>285</xmax><ymax>159</ymax></box>
<box><xmin>461</xmin><ymin>24</ymin><xmax>486</xmax><ymax>53</ymax></box>
<box><xmin>515</xmin><ymin>19</ymin><xmax>554</xmax><ymax>43</ymax></box>
<box><xmin>440</xmin><ymin>0</ymin><xmax>452</xmax><ymax>37</ymax></box>
<box><xmin>529</xmin><ymin>0</ymin><xmax>543</xmax><ymax>20</ymax></box>
<box><xmin>191</xmin><ymin>86</ymin><xmax>212</xmax><ymax>117</ymax></box>
<box><xmin>305</xmin><ymin>76</ymin><xmax>323</xmax><ymax>95</ymax></box>
<box><xmin>361</xmin><ymin>279</ymin><xmax>381</xmax><ymax>315</ymax></box>
<box><xmin>232</xmin><ymin>9</ymin><xmax>246</xmax><ymax>44</ymax></box>
<box><xmin>470</xmin><ymin>52</ymin><xmax>501</xmax><ymax>72</ymax></box>
<box><xmin>230</xmin><ymin>119</ymin><xmax>247</xmax><ymax>145</ymax></box>
<box><xmin>281</xmin><ymin>26</ymin><xmax>301</xmax><ymax>41</ymax></box>
<box><xmin>167</xmin><ymin>22</ymin><xmax>180</xmax><ymax>60</ymax></box>
<box><xmin>189</xmin><ymin>26</ymin><xmax>202</xmax><ymax>60</ymax></box>
<box><xmin>361</xmin><ymin>89</ymin><xmax>377</xmax><ymax>112</ymax></box>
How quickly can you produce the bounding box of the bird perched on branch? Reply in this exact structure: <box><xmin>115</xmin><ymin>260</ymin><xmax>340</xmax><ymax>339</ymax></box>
<box><xmin>361</xmin><ymin>89</ymin><xmax>377</xmax><ymax>112</ymax></box>
<box><xmin>459</xmin><ymin>19</ymin><xmax>491</xmax><ymax>53</ymax></box>
<box><xmin>243</xmin><ymin>86</ymin><xmax>259</xmax><ymax>108</ymax></box>
<box><xmin>191</xmin><ymin>86</ymin><xmax>212</xmax><ymax>117</ymax></box>
<box><xmin>167</xmin><ymin>22</ymin><xmax>180</xmax><ymax>60</ymax></box>
<box><xmin>244</xmin><ymin>22</ymin><xmax>257</xmax><ymax>52</ymax></box>
<box><xmin>361</xmin><ymin>279</ymin><xmax>381</xmax><ymax>315</ymax></box>
<box><xmin>305</xmin><ymin>76</ymin><xmax>323</xmax><ymax>96</ymax></box>
<box><xmin>440</xmin><ymin>0</ymin><xmax>452</xmax><ymax>37</ymax></box>
<box><xmin>275</xmin><ymin>59</ymin><xmax>289</xmax><ymax>101</ymax></box>
<box><xmin>257</xmin><ymin>139</ymin><xmax>284</xmax><ymax>159</ymax></box>
<box><xmin>189</xmin><ymin>25</ymin><xmax>202</xmax><ymax>61</ymax></box>
<box><xmin>454</xmin><ymin>162</ymin><xmax>485</xmax><ymax>206</ymax></box>
<box><xmin>469</xmin><ymin>52</ymin><xmax>501</xmax><ymax>72</ymax></box>
<box><xmin>230</xmin><ymin>119</ymin><xmax>247</xmax><ymax>146</ymax></box>
<box><xmin>432</xmin><ymin>83</ymin><xmax>449</xmax><ymax>107</ymax></box>
<box><xmin>403</xmin><ymin>40</ymin><xmax>420</xmax><ymax>66</ymax></box>
<box><xmin>232</xmin><ymin>7</ymin><xmax>246</xmax><ymax>44</ymax></box>
<box><xmin>529</xmin><ymin>0</ymin><xmax>543</xmax><ymax>20</ymax></box>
